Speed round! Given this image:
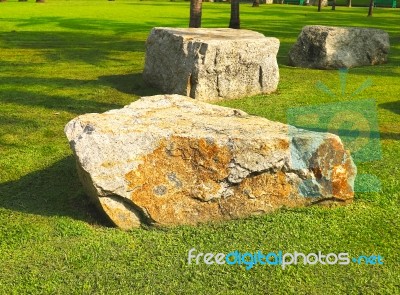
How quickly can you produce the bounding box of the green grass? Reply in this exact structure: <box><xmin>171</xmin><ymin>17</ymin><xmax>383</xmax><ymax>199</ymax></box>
<box><xmin>0</xmin><ymin>1</ymin><xmax>399</xmax><ymax>294</ymax></box>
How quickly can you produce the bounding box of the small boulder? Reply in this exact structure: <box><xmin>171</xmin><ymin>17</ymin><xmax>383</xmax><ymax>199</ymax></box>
<box><xmin>65</xmin><ymin>95</ymin><xmax>356</xmax><ymax>229</ymax></box>
<box><xmin>309</xmin><ymin>0</ymin><xmax>328</xmax><ymax>6</ymax></box>
<box><xmin>143</xmin><ymin>28</ymin><xmax>280</xmax><ymax>101</ymax></box>
<box><xmin>288</xmin><ymin>25</ymin><xmax>390</xmax><ymax>69</ymax></box>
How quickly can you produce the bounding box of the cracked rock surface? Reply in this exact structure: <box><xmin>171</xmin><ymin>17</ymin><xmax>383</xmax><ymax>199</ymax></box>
<box><xmin>143</xmin><ymin>27</ymin><xmax>280</xmax><ymax>101</ymax></box>
<box><xmin>65</xmin><ymin>95</ymin><xmax>356</xmax><ymax>229</ymax></box>
<box><xmin>288</xmin><ymin>25</ymin><xmax>390</xmax><ymax>69</ymax></box>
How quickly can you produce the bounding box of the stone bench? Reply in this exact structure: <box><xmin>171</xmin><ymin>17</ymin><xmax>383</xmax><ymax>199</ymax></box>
<box><xmin>65</xmin><ymin>95</ymin><xmax>356</xmax><ymax>229</ymax></box>
<box><xmin>288</xmin><ymin>26</ymin><xmax>390</xmax><ymax>69</ymax></box>
<box><xmin>143</xmin><ymin>28</ymin><xmax>280</xmax><ymax>101</ymax></box>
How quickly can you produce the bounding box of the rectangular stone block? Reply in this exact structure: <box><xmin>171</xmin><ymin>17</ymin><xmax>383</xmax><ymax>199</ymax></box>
<box><xmin>289</xmin><ymin>26</ymin><xmax>390</xmax><ymax>69</ymax></box>
<box><xmin>143</xmin><ymin>28</ymin><xmax>280</xmax><ymax>101</ymax></box>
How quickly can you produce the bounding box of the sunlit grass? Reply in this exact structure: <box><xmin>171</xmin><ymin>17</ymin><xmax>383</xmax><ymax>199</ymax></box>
<box><xmin>0</xmin><ymin>1</ymin><xmax>399</xmax><ymax>293</ymax></box>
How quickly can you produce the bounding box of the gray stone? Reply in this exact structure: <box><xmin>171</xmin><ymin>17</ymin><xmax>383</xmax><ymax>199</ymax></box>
<box><xmin>65</xmin><ymin>94</ymin><xmax>356</xmax><ymax>229</ymax></box>
<box><xmin>309</xmin><ymin>0</ymin><xmax>328</xmax><ymax>6</ymax></box>
<box><xmin>288</xmin><ymin>25</ymin><xmax>390</xmax><ymax>69</ymax></box>
<box><xmin>143</xmin><ymin>28</ymin><xmax>280</xmax><ymax>101</ymax></box>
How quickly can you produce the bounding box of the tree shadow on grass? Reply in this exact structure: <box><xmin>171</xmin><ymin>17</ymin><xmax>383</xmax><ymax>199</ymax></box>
<box><xmin>0</xmin><ymin>156</ymin><xmax>112</xmax><ymax>226</ymax></box>
<box><xmin>0</xmin><ymin>71</ymin><xmax>164</xmax><ymax>121</ymax></box>
<box><xmin>379</xmin><ymin>100</ymin><xmax>400</xmax><ymax>115</ymax></box>
<box><xmin>0</xmin><ymin>30</ymin><xmax>145</xmax><ymax>65</ymax></box>
<box><xmin>0</xmin><ymin>89</ymin><xmax>122</xmax><ymax>114</ymax></box>
<box><xmin>3</xmin><ymin>16</ymin><xmax>152</xmax><ymax>36</ymax></box>
<box><xmin>98</xmin><ymin>73</ymin><xmax>161</xmax><ymax>97</ymax></box>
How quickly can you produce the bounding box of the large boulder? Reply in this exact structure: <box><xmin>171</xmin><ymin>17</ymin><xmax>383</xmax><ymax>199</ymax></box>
<box><xmin>65</xmin><ymin>95</ymin><xmax>356</xmax><ymax>229</ymax></box>
<box><xmin>143</xmin><ymin>28</ymin><xmax>280</xmax><ymax>101</ymax></box>
<box><xmin>288</xmin><ymin>26</ymin><xmax>390</xmax><ymax>69</ymax></box>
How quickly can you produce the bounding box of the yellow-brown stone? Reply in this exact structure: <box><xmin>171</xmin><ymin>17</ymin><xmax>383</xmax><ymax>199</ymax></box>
<box><xmin>65</xmin><ymin>94</ymin><xmax>357</xmax><ymax>229</ymax></box>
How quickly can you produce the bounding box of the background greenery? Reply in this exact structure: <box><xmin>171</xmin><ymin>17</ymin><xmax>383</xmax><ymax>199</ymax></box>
<box><xmin>0</xmin><ymin>1</ymin><xmax>399</xmax><ymax>294</ymax></box>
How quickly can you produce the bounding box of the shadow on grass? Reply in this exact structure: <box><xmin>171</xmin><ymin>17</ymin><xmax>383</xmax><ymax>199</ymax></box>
<box><xmin>0</xmin><ymin>29</ymin><xmax>145</xmax><ymax>65</ymax></box>
<box><xmin>0</xmin><ymin>71</ymin><xmax>163</xmax><ymax>113</ymax></box>
<box><xmin>98</xmin><ymin>73</ymin><xmax>161</xmax><ymax>97</ymax></box>
<box><xmin>0</xmin><ymin>89</ymin><xmax>122</xmax><ymax>114</ymax></box>
<box><xmin>0</xmin><ymin>156</ymin><xmax>112</xmax><ymax>226</ymax></box>
<box><xmin>379</xmin><ymin>100</ymin><xmax>400</xmax><ymax>114</ymax></box>
<box><xmin>3</xmin><ymin>16</ymin><xmax>151</xmax><ymax>35</ymax></box>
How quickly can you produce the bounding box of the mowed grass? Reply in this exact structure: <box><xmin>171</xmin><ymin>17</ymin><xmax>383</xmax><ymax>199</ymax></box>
<box><xmin>0</xmin><ymin>1</ymin><xmax>399</xmax><ymax>294</ymax></box>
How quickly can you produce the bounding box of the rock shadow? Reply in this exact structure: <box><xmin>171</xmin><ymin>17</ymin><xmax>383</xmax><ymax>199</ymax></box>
<box><xmin>0</xmin><ymin>156</ymin><xmax>112</xmax><ymax>227</ymax></box>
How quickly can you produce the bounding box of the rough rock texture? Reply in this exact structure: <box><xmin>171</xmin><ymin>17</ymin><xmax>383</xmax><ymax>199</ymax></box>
<box><xmin>309</xmin><ymin>0</ymin><xmax>328</xmax><ymax>6</ymax></box>
<box><xmin>288</xmin><ymin>26</ymin><xmax>390</xmax><ymax>69</ymax></box>
<box><xmin>65</xmin><ymin>95</ymin><xmax>356</xmax><ymax>229</ymax></box>
<box><xmin>143</xmin><ymin>28</ymin><xmax>280</xmax><ymax>101</ymax></box>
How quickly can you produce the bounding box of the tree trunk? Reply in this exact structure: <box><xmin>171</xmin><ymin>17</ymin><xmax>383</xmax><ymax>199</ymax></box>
<box><xmin>318</xmin><ymin>0</ymin><xmax>322</xmax><ymax>11</ymax></box>
<box><xmin>367</xmin><ymin>0</ymin><xmax>373</xmax><ymax>16</ymax></box>
<box><xmin>229</xmin><ymin>0</ymin><xmax>240</xmax><ymax>29</ymax></box>
<box><xmin>332</xmin><ymin>0</ymin><xmax>336</xmax><ymax>9</ymax></box>
<box><xmin>36</xmin><ymin>0</ymin><xmax>45</xmax><ymax>2</ymax></box>
<box><xmin>189</xmin><ymin>0</ymin><xmax>202</xmax><ymax>28</ymax></box>
<box><xmin>252</xmin><ymin>0</ymin><xmax>260</xmax><ymax>7</ymax></box>
<box><xmin>347</xmin><ymin>0</ymin><xmax>351</xmax><ymax>7</ymax></box>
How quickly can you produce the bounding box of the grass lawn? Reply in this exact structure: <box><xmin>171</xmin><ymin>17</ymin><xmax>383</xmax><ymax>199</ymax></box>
<box><xmin>0</xmin><ymin>0</ymin><xmax>399</xmax><ymax>293</ymax></box>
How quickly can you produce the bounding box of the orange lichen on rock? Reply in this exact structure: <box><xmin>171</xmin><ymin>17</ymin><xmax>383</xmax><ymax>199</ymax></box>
<box><xmin>310</xmin><ymin>138</ymin><xmax>356</xmax><ymax>201</ymax></box>
<box><xmin>219</xmin><ymin>171</ymin><xmax>308</xmax><ymax>219</ymax></box>
<box><xmin>124</xmin><ymin>136</ymin><xmax>233</xmax><ymax>226</ymax></box>
<box><xmin>124</xmin><ymin>136</ymin><xmax>312</xmax><ymax>227</ymax></box>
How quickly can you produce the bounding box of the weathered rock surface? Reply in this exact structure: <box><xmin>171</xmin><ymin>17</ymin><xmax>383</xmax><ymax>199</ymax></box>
<box><xmin>143</xmin><ymin>28</ymin><xmax>280</xmax><ymax>101</ymax></box>
<box><xmin>65</xmin><ymin>95</ymin><xmax>356</xmax><ymax>229</ymax></box>
<box><xmin>309</xmin><ymin>0</ymin><xmax>328</xmax><ymax>6</ymax></box>
<box><xmin>288</xmin><ymin>26</ymin><xmax>390</xmax><ymax>69</ymax></box>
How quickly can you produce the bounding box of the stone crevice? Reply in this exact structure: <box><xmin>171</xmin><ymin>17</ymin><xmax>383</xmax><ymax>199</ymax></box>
<box><xmin>101</xmin><ymin>193</ymin><xmax>157</xmax><ymax>227</ymax></box>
